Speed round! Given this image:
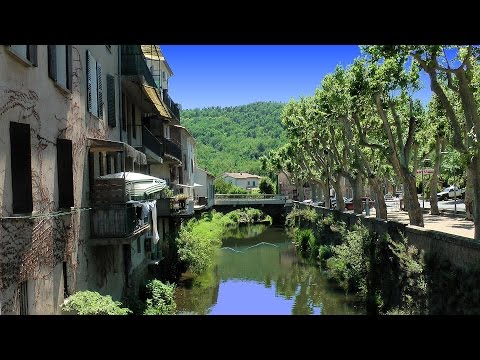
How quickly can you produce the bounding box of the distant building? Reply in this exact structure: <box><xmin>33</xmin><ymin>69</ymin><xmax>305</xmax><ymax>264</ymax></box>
<box><xmin>222</xmin><ymin>172</ymin><xmax>262</xmax><ymax>190</ymax></box>
<box><xmin>194</xmin><ymin>168</ymin><xmax>215</xmax><ymax>209</ymax></box>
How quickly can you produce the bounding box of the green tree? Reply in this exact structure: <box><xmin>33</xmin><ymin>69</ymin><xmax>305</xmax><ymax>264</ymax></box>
<box><xmin>259</xmin><ymin>176</ymin><xmax>275</xmax><ymax>194</ymax></box>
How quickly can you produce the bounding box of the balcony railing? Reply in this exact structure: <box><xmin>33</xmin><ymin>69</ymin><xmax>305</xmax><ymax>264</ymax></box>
<box><xmin>163</xmin><ymin>91</ymin><xmax>181</xmax><ymax>120</ymax></box>
<box><xmin>90</xmin><ymin>203</ymin><xmax>146</xmax><ymax>239</ymax></box>
<box><xmin>121</xmin><ymin>45</ymin><xmax>156</xmax><ymax>88</ymax></box>
<box><xmin>164</xmin><ymin>137</ymin><xmax>182</xmax><ymax>161</ymax></box>
<box><xmin>142</xmin><ymin>126</ymin><xmax>164</xmax><ymax>158</ymax></box>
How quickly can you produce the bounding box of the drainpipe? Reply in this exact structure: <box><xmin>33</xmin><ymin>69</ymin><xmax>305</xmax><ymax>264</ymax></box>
<box><xmin>118</xmin><ymin>45</ymin><xmax>123</xmax><ymax>144</ymax></box>
<box><xmin>118</xmin><ymin>45</ymin><xmax>126</xmax><ymax>174</ymax></box>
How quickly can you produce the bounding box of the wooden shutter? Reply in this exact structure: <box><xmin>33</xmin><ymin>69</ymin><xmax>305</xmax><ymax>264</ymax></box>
<box><xmin>66</xmin><ymin>45</ymin><xmax>72</xmax><ymax>90</ymax></box>
<box><xmin>86</xmin><ymin>50</ymin><xmax>92</xmax><ymax>113</ymax></box>
<box><xmin>28</xmin><ymin>45</ymin><xmax>37</xmax><ymax>66</ymax></box>
<box><xmin>97</xmin><ymin>63</ymin><xmax>103</xmax><ymax>118</ymax></box>
<box><xmin>48</xmin><ymin>45</ymin><xmax>57</xmax><ymax>81</ymax></box>
<box><xmin>57</xmin><ymin>139</ymin><xmax>74</xmax><ymax>209</ymax></box>
<box><xmin>10</xmin><ymin>122</ymin><xmax>33</xmax><ymax>213</ymax></box>
<box><xmin>107</xmin><ymin>74</ymin><xmax>116</xmax><ymax>127</ymax></box>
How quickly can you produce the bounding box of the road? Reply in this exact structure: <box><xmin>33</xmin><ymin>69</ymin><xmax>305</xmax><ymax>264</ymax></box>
<box><xmin>418</xmin><ymin>199</ymin><xmax>465</xmax><ymax>213</ymax></box>
<box><xmin>385</xmin><ymin>198</ymin><xmax>465</xmax><ymax>213</ymax></box>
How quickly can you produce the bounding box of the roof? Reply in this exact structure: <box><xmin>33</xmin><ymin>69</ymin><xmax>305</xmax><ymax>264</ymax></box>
<box><xmin>196</xmin><ymin>167</ymin><xmax>215</xmax><ymax>178</ymax></box>
<box><xmin>222</xmin><ymin>172</ymin><xmax>262</xmax><ymax>179</ymax></box>
<box><xmin>87</xmin><ymin>138</ymin><xmax>147</xmax><ymax>165</ymax></box>
<box><xmin>173</xmin><ymin>124</ymin><xmax>196</xmax><ymax>143</ymax></box>
<box><xmin>142</xmin><ymin>85</ymin><xmax>171</xmax><ymax>119</ymax></box>
<box><xmin>141</xmin><ymin>45</ymin><xmax>174</xmax><ymax>76</ymax></box>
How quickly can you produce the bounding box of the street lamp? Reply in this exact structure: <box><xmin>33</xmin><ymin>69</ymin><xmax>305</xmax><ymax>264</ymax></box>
<box><xmin>323</xmin><ymin>148</ymin><xmax>330</xmax><ymax>209</ymax></box>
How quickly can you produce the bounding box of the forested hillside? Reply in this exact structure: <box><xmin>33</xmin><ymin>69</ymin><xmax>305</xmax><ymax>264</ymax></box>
<box><xmin>181</xmin><ymin>102</ymin><xmax>285</xmax><ymax>176</ymax></box>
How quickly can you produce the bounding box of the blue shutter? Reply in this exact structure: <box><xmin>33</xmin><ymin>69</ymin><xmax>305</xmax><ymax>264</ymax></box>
<box><xmin>107</xmin><ymin>74</ymin><xmax>116</xmax><ymax>127</ymax></box>
<box><xmin>97</xmin><ymin>62</ymin><xmax>103</xmax><ymax>118</ymax></box>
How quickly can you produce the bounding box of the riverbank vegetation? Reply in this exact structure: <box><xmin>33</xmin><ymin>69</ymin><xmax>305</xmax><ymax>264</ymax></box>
<box><xmin>160</xmin><ymin>208</ymin><xmax>272</xmax><ymax>283</ymax></box>
<box><xmin>62</xmin><ymin>279</ymin><xmax>177</xmax><ymax>315</ymax></box>
<box><xmin>286</xmin><ymin>206</ymin><xmax>480</xmax><ymax>314</ymax></box>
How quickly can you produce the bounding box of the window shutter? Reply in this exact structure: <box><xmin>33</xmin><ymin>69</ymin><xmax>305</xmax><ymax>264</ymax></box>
<box><xmin>66</xmin><ymin>45</ymin><xmax>72</xmax><ymax>90</ymax></box>
<box><xmin>86</xmin><ymin>50</ymin><xmax>92</xmax><ymax>113</ymax></box>
<box><xmin>48</xmin><ymin>45</ymin><xmax>57</xmax><ymax>81</ymax></box>
<box><xmin>57</xmin><ymin>139</ymin><xmax>74</xmax><ymax>209</ymax></box>
<box><xmin>10</xmin><ymin>122</ymin><xmax>33</xmax><ymax>213</ymax></box>
<box><xmin>28</xmin><ymin>45</ymin><xmax>37</xmax><ymax>66</ymax></box>
<box><xmin>97</xmin><ymin>63</ymin><xmax>103</xmax><ymax>118</ymax></box>
<box><xmin>107</xmin><ymin>74</ymin><xmax>116</xmax><ymax>127</ymax></box>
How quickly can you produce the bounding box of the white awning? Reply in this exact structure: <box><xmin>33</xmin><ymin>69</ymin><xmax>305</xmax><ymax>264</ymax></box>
<box><xmin>175</xmin><ymin>182</ymin><xmax>204</xmax><ymax>188</ymax></box>
<box><xmin>97</xmin><ymin>172</ymin><xmax>167</xmax><ymax>197</ymax></box>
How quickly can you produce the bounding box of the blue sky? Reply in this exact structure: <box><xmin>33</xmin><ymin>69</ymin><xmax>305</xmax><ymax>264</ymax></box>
<box><xmin>161</xmin><ymin>45</ymin><xmax>432</xmax><ymax>110</ymax></box>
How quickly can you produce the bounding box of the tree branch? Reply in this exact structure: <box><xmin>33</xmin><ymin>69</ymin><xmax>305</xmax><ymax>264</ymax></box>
<box><xmin>352</xmin><ymin>113</ymin><xmax>385</xmax><ymax>151</ymax></box>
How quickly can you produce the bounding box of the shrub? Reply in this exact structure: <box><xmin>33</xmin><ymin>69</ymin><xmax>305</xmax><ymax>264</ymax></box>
<box><xmin>143</xmin><ymin>280</ymin><xmax>176</xmax><ymax>315</ymax></box>
<box><xmin>318</xmin><ymin>244</ymin><xmax>334</xmax><ymax>267</ymax></box>
<box><xmin>259</xmin><ymin>177</ymin><xmax>275</xmax><ymax>194</ymax></box>
<box><xmin>61</xmin><ymin>291</ymin><xmax>131</xmax><ymax>315</ymax></box>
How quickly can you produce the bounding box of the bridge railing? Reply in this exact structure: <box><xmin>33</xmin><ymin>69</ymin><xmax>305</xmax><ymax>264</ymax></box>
<box><xmin>215</xmin><ymin>194</ymin><xmax>286</xmax><ymax>200</ymax></box>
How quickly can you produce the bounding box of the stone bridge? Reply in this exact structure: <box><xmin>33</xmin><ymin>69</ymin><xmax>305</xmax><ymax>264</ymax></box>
<box><xmin>213</xmin><ymin>194</ymin><xmax>292</xmax><ymax>225</ymax></box>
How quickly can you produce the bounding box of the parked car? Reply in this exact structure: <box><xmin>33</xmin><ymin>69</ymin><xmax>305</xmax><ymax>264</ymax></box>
<box><xmin>437</xmin><ymin>186</ymin><xmax>465</xmax><ymax>201</ymax></box>
<box><xmin>344</xmin><ymin>197</ymin><xmax>375</xmax><ymax>211</ymax></box>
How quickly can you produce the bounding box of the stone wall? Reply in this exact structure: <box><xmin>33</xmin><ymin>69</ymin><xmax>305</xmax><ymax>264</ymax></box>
<box><xmin>296</xmin><ymin>203</ymin><xmax>480</xmax><ymax>269</ymax></box>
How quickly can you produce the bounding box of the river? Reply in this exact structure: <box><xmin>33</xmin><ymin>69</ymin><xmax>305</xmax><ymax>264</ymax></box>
<box><xmin>175</xmin><ymin>225</ymin><xmax>362</xmax><ymax>315</ymax></box>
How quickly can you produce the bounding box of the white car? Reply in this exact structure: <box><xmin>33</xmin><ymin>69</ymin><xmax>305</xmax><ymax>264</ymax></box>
<box><xmin>437</xmin><ymin>186</ymin><xmax>465</xmax><ymax>201</ymax></box>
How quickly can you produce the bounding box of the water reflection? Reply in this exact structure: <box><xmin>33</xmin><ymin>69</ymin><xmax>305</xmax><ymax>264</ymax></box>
<box><xmin>175</xmin><ymin>226</ymin><xmax>360</xmax><ymax>315</ymax></box>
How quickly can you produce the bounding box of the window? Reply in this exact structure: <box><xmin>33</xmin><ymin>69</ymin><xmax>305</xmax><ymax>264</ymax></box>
<box><xmin>162</xmin><ymin>71</ymin><xmax>166</xmax><ymax>81</ymax></box>
<box><xmin>10</xmin><ymin>122</ymin><xmax>33</xmax><ymax>213</ymax></box>
<box><xmin>131</xmin><ymin>104</ymin><xmax>136</xmax><ymax>139</ymax></box>
<box><xmin>253</xmin><ymin>181</ymin><xmax>256</xmax><ymax>186</ymax></box>
<box><xmin>48</xmin><ymin>45</ymin><xmax>72</xmax><ymax>90</ymax></box>
<box><xmin>247</xmin><ymin>181</ymin><xmax>250</xmax><ymax>186</ymax></box>
<box><xmin>107</xmin><ymin>74</ymin><xmax>116</xmax><ymax>127</ymax></box>
<box><xmin>121</xmin><ymin>93</ymin><xmax>126</xmax><ymax>131</ymax></box>
<box><xmin>184</xmin><ymin>155</ymin><xmax>187</xmax><ymax>171</ymax></box>
<box><xmin>57</xmin><ymin>138</ymin><xmax>74</xmax><ymax>209</ymax></box>
<box><xmin>86</xmin><ymin>50</ymin><xmax>103</xmax><ymax>118</ymax></box>
<box><xmin>9</xmin><ymin>45</ymin><xmax>37</xmax><ymax>66</ymax></box>
<box><xmin>137</xmin><ymin>238</ymin><xmax>141</xmax><ymax>253</ymax></box>
<box><xmin>19</xmin><ymin>281</ymin><xmax>28</xmax><ymax>315</ymax></box>
<box><xmin>63</xmin><ymin>262</ymin><xmax>69</xmax><ymax>298</ymax></box>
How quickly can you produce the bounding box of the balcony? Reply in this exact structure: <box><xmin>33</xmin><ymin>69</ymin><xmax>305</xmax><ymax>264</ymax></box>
<box><xmin>156</xmin><ymin>197</ymin><xmax>195</xmax><ymax>217</ymax></box>
<box><xmin>90</xmin><ymin>203</ymin><xmax>150</xmax><ymax>245</ymax></box>
<box><xmin>164</xmin><ymin>137</ymin><xmax>182</xmax><ymax>162</ymax></box>
<box><xmin>130</xmin><ymin>125</ymin><xmax>164</xmax><ymax>164</ymax></box>
<box><xmin>121</xmin><ymin>45</ymin><xmax>156</xmax><ymax>88</ymax></box>
<box><xmin>163</xmin><ymin>90</ymin><xmax>181</xmax><ymax>120</ymax></box>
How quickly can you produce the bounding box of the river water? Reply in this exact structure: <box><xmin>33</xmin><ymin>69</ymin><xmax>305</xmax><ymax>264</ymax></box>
<box><xmin>175</xmin><ymin>225</ymin><xmax>361</xmax><ymax>315</ymax></box>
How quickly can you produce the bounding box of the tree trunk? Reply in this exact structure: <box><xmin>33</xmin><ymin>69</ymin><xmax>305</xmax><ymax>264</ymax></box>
<box><xmin>469</xmin><ymin>156</ymin><xmax>480</xmax><ymax>241</ymax></box>
<box><xmin>401</xmin><ymin>169</ymin><xmax>424</xmax><ymax>227</ymax></box>
<box><xmin>429</xmin><ymin>137</ymin><xmax>444</xmax><ymax>215</ymax></box>
<box><xmin>352</xmin><ymin>174</ymin><xmax>364</xmax><ymax>215</ymax></box>
<box><xmin>311</xmin><ymin>184</ymin><xmax>318</xmax><ymax>202</ymax></box>
<box><xmin>369</xmin><ymin>178</ymin><xmax>387</xmax><ymax>220</ymax></box>
<box><xmin>297</xmin><ymin>185</ymin><xmax>305</xmax><ymax>202</ymax></box>
<box><xmin>332</xmin><ymin>174</ymin><xmax>345</xmax><ymax>211</ymax></box>
<box><xmin>465</xmin><ymin>170</ymin><xmax>474</xmax><ymax>221</ymax></box>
